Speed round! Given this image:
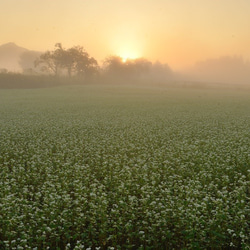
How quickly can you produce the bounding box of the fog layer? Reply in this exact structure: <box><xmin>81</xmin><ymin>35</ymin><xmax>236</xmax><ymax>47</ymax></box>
<box><xmin>1</xmin><ymin>43</ymin><xmax>250</xmax><ymax>86</ymax></box>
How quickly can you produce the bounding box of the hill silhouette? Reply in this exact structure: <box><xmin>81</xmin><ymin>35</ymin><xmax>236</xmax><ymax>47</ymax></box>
<box><xmin>0</xmin><ymin>43</ymin><xmax>41</xmax><ymax>72</ymax></box>
<box><xmin>0</xmin><ymin>43</ymin><xmax>28</xmax><ymax>71</ymax></box>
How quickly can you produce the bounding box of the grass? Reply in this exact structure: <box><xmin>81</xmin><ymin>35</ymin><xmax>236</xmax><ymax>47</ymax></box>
<box><xmin>0</xmin><ymin>84</ymin><xmax>249</xmax><ymax>249</ymax></box>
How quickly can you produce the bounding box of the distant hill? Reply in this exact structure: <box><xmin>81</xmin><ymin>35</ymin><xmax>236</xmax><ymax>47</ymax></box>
<box><xmin>0</xmin><ymin>43</ymin><xmax>41</xmax><ymax>72</ymax></box>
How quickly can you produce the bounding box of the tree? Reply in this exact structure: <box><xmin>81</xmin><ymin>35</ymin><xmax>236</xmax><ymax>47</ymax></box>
<box><xmin>103</xmin><ymin>56</ymin><xmax>152</xmax><ymax>79</ymax></box>
<box><xmin>59</xmin><ymin>45</ymin><xmax>99</xmax><ymax>77</ymax></box>
<box><xmin>103</xmin><ymin>56</ymin><xmax>124</xmax><ymax>76</ymax></box>
<box><xmin>34</xmin><ymin>43</ymin><xmax>98</xmax><ymax>77</ymax></box>
<box><xmin>34</xmin><ymin>43</ymin><xmax>62</xmax><ymax>75</ymax></box>
<box><xmin>102</xmin><ymin>56</ymin><xmax>175</xmax><ymax>84</ymax></box>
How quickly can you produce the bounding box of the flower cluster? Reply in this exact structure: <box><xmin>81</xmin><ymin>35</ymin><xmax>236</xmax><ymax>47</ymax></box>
<box><xmin>0</xmin><ymin>85</ymin><xmax>249</xmax><ymax>249</ymax></box>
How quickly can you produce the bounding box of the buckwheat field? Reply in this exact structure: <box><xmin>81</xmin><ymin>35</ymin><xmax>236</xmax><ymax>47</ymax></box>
<box><xmin>0</xmin><ymin>85</ymin><xmax>249</xmax><ymax>249</ymax></box>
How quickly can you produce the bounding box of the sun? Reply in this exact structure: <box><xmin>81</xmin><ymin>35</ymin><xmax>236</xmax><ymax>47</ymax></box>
<box><xmin>122</xmin><ymin>56</ymin><xmax>130</xmax><ymax>63</ymax></box>
<box><xmin>117</xmin><ymin>47</ymin><xmax>141</xmax><ymax>63</ymax></box>
<box><xmin>120</xmin><ymin>53</ymin><xmax>138</xmax><ymax>63</ymax></box>
<box><xmin>109</xmin><ymin>28</ymin><xmax>145</xmax><ymax>63</ymax></box>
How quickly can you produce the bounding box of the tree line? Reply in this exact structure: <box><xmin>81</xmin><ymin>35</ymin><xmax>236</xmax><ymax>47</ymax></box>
<box><xmin>0</xmin><ymin>43</ymin><xmax>174</xmax><ymax>84</ymax></box>
<box><xmin>33</xmin><ymin>43</ymin><xmax>174</xmax><ymax>81</ymax></box>
<box><xmin>34</xmin><ymin>43</ymin><xmax>98</xmax><ymax>78</ymax></box>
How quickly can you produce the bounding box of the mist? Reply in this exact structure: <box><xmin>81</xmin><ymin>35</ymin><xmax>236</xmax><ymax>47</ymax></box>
<box><xmin>0</xmin><ymin>42</ymin><xmax>250</xmax><ymax>90</ymax></box>
<box><xmin>2</xmin><ymin>1</ymin><xmax>250</xmax><ymax>248</ymax></box>
<box><xmin>100</xmin><ymin>56</ymin><xmax>174</xmax><ymax>86</ymax></box>
<box><xmin>184</xmin><ymin>56</ymin><xmax>250</xmax><ymax>85</ymax></box>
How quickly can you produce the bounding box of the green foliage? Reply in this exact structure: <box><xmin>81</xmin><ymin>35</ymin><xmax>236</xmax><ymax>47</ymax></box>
<box><xmin>0</xmin><ymin>85</ymin><xmax>249</xmax><ymax>249</ymax></box>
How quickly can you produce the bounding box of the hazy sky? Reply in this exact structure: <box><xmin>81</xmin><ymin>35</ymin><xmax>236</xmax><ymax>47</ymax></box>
<box><xmin>1</xmin><ymin>0</ymin><xmax>250</xmax><ymax>70</ymax></box>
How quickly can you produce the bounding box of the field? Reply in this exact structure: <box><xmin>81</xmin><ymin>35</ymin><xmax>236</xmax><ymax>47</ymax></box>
<box><xmin>0</xmin><ymin>84</ymin><xmax>249</xmax><ymax>249</ymax></box>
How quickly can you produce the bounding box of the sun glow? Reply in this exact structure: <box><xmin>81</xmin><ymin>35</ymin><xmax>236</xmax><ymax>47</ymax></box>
<box><xmin>119</xmin><ymin>52</ymin><xmax>139</xmax><ymax>63</ymax></box>
<box><xmin>113</xmin><ymin>41</ymin><xmax>142</xmax><ymax>63</ymax></box>
<box><xmin>121</xmin><ymin>56</ymin><xmax>135</xmax><ymax>63</ymax></box>
<box><xmin>122</xmin><ymin>57</ymin><xmax>128</xmax><ymax>63</ymax></box>
<box><xmin>109</xmin><ymin>29</ymin><xmax>145</xmax><ymax>64</ymax></box>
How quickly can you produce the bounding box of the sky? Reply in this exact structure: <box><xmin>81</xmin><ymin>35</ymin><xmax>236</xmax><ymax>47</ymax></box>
<box><xmin>1</xmin><ymin>0</ymin><xmax>250</xmax><ymax>70</ymax></box>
